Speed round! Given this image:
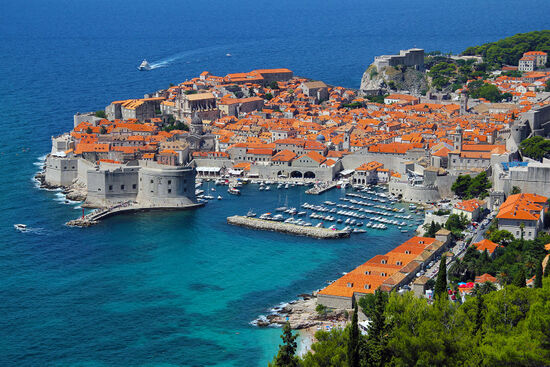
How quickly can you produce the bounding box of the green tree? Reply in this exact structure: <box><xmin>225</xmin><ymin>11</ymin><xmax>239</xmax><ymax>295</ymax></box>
<box><xmin>451</xmin><ymin>174</ymin><xmax>472</xmax><ymax>198</ymax></box>
<box><xmin>434</xmin><ymin>255</ymin><xmax>448</xmax><ymax>297</ymax></box>
<box><xmin>545</xmin><ymin>258</ymin><xmax>550</xmax><ymax>277</ymax></box>
<box><xmin>520</xmin><ymin>136</ymin><xmax>550</xmax><ymax>161</ymax></box>
<box><xmin>535</xmin><ymin>260</ymin><xmax>543</xmax><ymax>288</ymax></box>
<box><xmin>315</xmin><ymin>303</ymin><xmax>328</xmax><ymax>317</ymax></box>
<box><xmin>265</xmin><ymin>93</ymin><xmax>273</xmax><ymax>100</ymax></box>
<box><xmin>510</xmin><ymin>186</ymin><xmax>522</xmax><ymax>195</ymax></box>
<box><xmin>358</xmin><ymin>291</ymin><xmax>388</xmax><ymax>319</ymax></box>
<box><xmin>270</xmin><ymin>322</ymin><xmax>299</xmax><ymax>367</ymax></box>
<box><xmin>94</xmin><ymin>110</ymin><xmax>106</xmax><ymax>118</ymax></box>
<box><xmin>99</xmin><ymin>126</ymin><xmax>107</xmax><ymax>134</ymax></box>
<box><xmin>513</xmin><ymin>267</ymin><xmax>527</xmax><ymax>288</ymax></box>
<box><xmin>423</xmin><ymin>220</ymin><xmax>442</xmax><ymax>238</ymax></box>
<box><xmin>301</xmin><ymin>328</ymin><xmax>348</xmax><ymax>366</ymax></box>
<box><xmin>86</xmin><ymin>127</ymin><xmax>93</xmax><ymax>134</ymax></box>
<box><xmin>488</xmin><ymin>229</ymin><xmax>514</xmax><ymax>246</ymax></box>
<box><xmin>347</xmin><ymin>303</ymin><xmax>360</xmax><ymax>367</ymax></box>
<box><xmin>364</xmin><ymin>289</ymin><xmax>388</xmax><ymax>367</ymax></box>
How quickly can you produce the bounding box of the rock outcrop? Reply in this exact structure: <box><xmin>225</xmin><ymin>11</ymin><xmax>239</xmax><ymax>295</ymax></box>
<box><xmin>254</xmin><ymin>295</ymin><xmax>349</xmax><ymax>330</ymax></box>
<box><xmin>360</xmin><ymin>64</ymin><xmax>428</xmax><ymax>95</ymax></box>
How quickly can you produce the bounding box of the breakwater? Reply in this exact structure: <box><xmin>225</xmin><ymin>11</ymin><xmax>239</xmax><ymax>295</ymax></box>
<box><xmin>227</xmin><ymin>215</ymin><xmax>351</xmax><ymax>239</ymax></box>
<box><xmin>67</xmin><ymin>202</ymin><xmax>204</xmax><ymax>227</ymax></box>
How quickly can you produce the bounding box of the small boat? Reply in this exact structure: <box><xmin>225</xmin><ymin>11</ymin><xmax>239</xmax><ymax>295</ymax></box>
<box><xmin>211</xmin><ymin>188</ymin><xmax>216</xmax><ymax>191</ymax></box>
<box><xmin>217</xmin><ymin>195</ymin><xmax>222</xmax><ymax>200</ymax></box>
<box><xmin>138</xmin><ymin>59</ymin><xmax>152</xmax><ymax>71</ymax></box>
<box><xmin>247</xmin><ymin>210</ymin><xmax>257</xmax><ymax>217</ymax></box>
<box><xmin>276</xmin><ymin>206</ymin><xmax>287</xmax><ymax>211</ymax></box>
<box><xmin>284</xmin><ymin>184</ymin><xmax>289</xmax><ymax>189</ymax></box>
<box><xmin>14</xmin><ymin>224</ymin><xmax>27</xmax><ymax>231</ymax></box>
<box><xmin>226</xmin><ymin>53</ymin><xmax>232</xmax><ymax>57</ymax></box>
<box><xmin>228</xmin><ymin>187</ymin><xmax>240</xmax><ymax>195</ymax></box>
<box><xmin>265</xmin><ymin>186</ymin><xmax>271</xmax><ymax>191</ymax></box>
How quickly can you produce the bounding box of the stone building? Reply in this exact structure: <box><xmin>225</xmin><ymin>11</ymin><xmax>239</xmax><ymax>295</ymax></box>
<box><xmin>373</xmin><ymin>48</ymin><xmax>425</xmax><ymax>71</ymax></box>
<box><xmin>300</xmin><ymin>81</ymin><xmax>329</xmax><ymax>102</ymax></box>
<box><xmin>496</xmin><ymin>193</ymin><xmax>547</xmax><ymax>240</ymax></box>
<box><xmin>175</xmin><ymin>91</ymin><xmax>219</xmax><ymax>120</ymax></box>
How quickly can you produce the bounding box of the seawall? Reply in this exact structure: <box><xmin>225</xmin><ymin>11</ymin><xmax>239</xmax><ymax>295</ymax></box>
<box><xmin>227</xmin><ymin>215</ymin><xmax>350</xmax><ymax>239</ymax></box>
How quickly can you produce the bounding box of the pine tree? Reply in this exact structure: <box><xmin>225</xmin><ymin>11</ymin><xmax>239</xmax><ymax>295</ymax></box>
<box><xmin>534</xmin><ymin>260</ymin><xmax>543</xmax><ymax>288</ymax></box>
<box><xmin>348</xmin><ymin>303</ymin><xmax>360</xmax><ymax>367</ymax></box>
<box><xmin>544</xmin><ymin>258</ymin><xmax>550</xmax><ymax>277</ymax></box>
<box><xmin>473</xmin><ymin>295</ymin><xmax>484</xmax><ymax>338</ymax></box>
<box><xmin>512</xmin><ymin>267</ymin><xmax>526</xmax><ymax>288</ymax></box>
<box><xmin>270</xmin><ymin>322</ymin><xmax>299</xmax><ymax>367</ymax></box>
<box><xmin>434</xmin><ymin>255</ymin><xmax>448</xmax><ymax>298</ymax></box>
<box><xmin>365</xmin><ymin>289</ymin><xmax>388</xmax><ymax>367</ymax></box>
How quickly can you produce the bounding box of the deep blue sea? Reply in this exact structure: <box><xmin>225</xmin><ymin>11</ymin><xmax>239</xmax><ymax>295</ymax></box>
<box><xmin>0</xmin><ymin>0</ymin><xmax>548</xmax><ymax>365</ymax></box>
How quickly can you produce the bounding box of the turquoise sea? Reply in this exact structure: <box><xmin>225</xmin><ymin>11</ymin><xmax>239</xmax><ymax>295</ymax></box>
<box><xmin>1</xmin><ymin>0</ymin><xmax>548</xmax><ymax>365</ymax></box>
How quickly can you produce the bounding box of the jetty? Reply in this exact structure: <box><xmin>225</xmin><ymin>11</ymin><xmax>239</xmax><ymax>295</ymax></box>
<box><xmin>66</xmin><ymin>201</ymin><xmax>204</xmax><ymax>227</ymax></box>
<box><xmin>305</xmin><ymin>182</ymin><xmax>338</xmax><ymax>195</ymax></box>
<box><xmin>227</xmin><ymin>215</ymin><xmax>350</xmax><ymax>239</ymax></box>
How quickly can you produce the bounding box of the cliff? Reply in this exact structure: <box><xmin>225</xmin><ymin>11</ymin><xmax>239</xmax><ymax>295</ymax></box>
<box><xmin>360</xmin><ymin>64</ymin><xmax>428</xmax><ymax>95</ymax></box>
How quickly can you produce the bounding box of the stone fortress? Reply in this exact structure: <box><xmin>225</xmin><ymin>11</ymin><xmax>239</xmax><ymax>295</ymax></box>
<box><xmin>373</xmin><ymin>48</ymin><xmax>425</xmax><ymax>71</ymax></box>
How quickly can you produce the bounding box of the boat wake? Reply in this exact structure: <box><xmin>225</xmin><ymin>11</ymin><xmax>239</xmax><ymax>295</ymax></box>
<box><xmin>148</xmin><ymin>44</ymin><xmax>233</xmax><ymax>69</ymax></box>
<box><xmin>146</xmin><ymin>39</ymin><xmax>265</xmax><ymax>70</ymax></box>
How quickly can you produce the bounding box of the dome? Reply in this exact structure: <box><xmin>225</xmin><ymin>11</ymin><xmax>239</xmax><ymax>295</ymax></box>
<box><xmin>316</xmin><ymin>134</ymin><xmax>326</xmax><ymax>142</ymax></box>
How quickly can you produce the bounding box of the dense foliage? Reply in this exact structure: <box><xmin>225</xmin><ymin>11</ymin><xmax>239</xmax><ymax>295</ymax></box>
<box><xmin>451</xmin><ymin>172</ymin><xmax>492</xmax><ymax>199</ymax></box>
<box><xmin>270</xmin><ymin>322</ymin><xmax>299</xmax><ymax>367</ymax></box>
<box><xmin>466</xmin><ymin>80</ymin><xmax>512</xmax><ymax>102</ymax></box>
<box><xmin>462</xmin><ymin>30</ymin><xmax>550</xmax><ymax>67</ymax></box>
<box><xmin>289</xmin><ymin>280</ymin><xmax>550</xmax><ymax>366</ymax></box>
<box><xmin>94</xmin><ymin>110</ymin><xmax>106</xmax><ymax>118</ymax></box>
<box><xmin>424</xmin><ymin>57</ymin><xmax>487</xmax><ymax>91</ymax></box>
<box><xmin>519</xmin><ymin>136</ymin><xmax>550</xmax><ymax>161</ymax></box>
<box><xmin>449</xmin><ymin>232</ymin><xmax>550</xmax><ymax>285</ymax></box>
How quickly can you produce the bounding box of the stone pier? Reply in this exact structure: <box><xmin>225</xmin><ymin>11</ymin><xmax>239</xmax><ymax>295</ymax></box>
<box><xmin>227</xmin><ymin>215</ymin><xmax>351</xmax><ymax>239</ymax></box>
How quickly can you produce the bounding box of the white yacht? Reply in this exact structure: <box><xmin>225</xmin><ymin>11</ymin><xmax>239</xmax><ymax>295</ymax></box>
<box><xmin>14</xmin><ymin>224</ymin><xmax>27</xmax><ymax>231</ymax></box>
<box><xmin>138</xmin><ymin>59</ymin><xmax>152</xmax><ymax>71</ymax></box>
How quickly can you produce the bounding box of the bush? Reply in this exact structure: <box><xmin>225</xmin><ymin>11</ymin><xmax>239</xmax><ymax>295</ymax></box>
<box><xmin>95</xmin><ymin>110</ymin><xmax>106</xmax><ymax>118</ymax></box>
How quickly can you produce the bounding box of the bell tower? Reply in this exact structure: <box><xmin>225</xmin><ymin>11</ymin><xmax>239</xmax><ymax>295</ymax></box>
<box><xmin>451</xmin><ymin>125</ymin><xmax>463</xmax><ymax>151</ymax></box>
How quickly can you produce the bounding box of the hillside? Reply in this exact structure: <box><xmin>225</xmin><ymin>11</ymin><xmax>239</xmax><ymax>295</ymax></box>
<box><xmin>462</xmin><ymin>30</ymin><xmax>550</xmax><ymax>67</ymax></box>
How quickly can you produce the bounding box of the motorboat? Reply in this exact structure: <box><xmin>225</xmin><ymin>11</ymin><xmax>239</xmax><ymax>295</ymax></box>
<box><xmin>228</xmin><ymin>187</ymin><xmax>241</xmax><ymax>195</ymax></box>
<box><xmin>14</xmin><ymin>224</ymin><xmax>27</xmax><ymax>231</ymax></box>
<box><xmin>217</xmin><ymin>195</ymin><xmax>222</xmax><ymax>200</ymax></box>
<box><xmin>246</xmin><ymin>210</ymin><xmax>257</xmax><ymax>217</ymax></box>
<box><xmin>138</xmin><ymin>59</ymin><xmax>152</xmax><ymax>71</ymax></box>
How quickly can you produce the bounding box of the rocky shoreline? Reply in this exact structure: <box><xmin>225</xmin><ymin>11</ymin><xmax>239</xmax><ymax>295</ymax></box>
<box><xmin>34</xmin><ymin>168</ymin><xmax>87</xmax><ymax>202</ymax></box>
<box><xmin>252</xmin><ymin>292</ymin><xmax>348</xmax><ymax>330</ymax></box>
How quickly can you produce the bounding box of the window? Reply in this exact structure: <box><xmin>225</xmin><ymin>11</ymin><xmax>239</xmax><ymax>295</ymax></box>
<box><xmin>364</xmin><ymin>284</ymin><xmax>371</xmax><ymax>290</ymax></box>
<box><xmin>98</xmin><ymin>188</ymin><xmax>101</xmax><ymax>191</ymax></box>
<box><xmin>405</xmin><ymin>250</ymin><xmax>410</xmax><ymax>254</ymax></box>
<box><xmin>184</xmin><ymin>188</ymin><xmax>187</xmax><ymax>192</ymax></box>
<box><xmin>396</xmin><ymin>261</ymin><xmax>402</xmax><ymax>266</ymax></box>
<box><xmin>168</xmin><ymin>180</ymin><xmax>172</xmax><ymax>185</ymax></box>
<box><xmin>150</xmin><ymin>179</ymin><xmax>153</xmax><ymax>183</ymax></box>
<box><xmin>168</xmin><ymin>189</ymin><xmax>172</xmax><ymax>193</ymax></box>
<box><xmin>365</xmin><ymin>271</ymin><xmax>371</xmax><ymax>275</ymax></box>
<box><xmin>121</xmin><ymin>185</ymin><xmax>125</xmax><ymax>190</ymax></box>
<box><xmin>381</xmin><ymin>259</ymin><xmax>387</xmax><ymax>264</ymax></box>
<box><xmin>109</xmin><ymin>185</ymin><xmax>113</xmax><ymax>191</ymax></box>
<box><xmin>347</xmin><ymin>282</ymin><xmax>353</xmax><ymax>288</ymax></box>
<box><xmin>132</xmin><ymin>184</ymin><xmax>136</xmax><ymax>189</ymax></box>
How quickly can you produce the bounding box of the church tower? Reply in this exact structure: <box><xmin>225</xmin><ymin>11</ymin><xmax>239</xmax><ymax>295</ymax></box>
<box><xmin>451</xmin><ymin>125</ymin><xmax>463</xmax><ymax>151</ymax></box>
<box><xmin>190</xmin><ymin>113</ymin><xmax>203</xmax><ymax>136</ymax></box>
<box><xmin>460</xmin><ymin>91</ymin><xmax>469</xmax><ymax>115</ymax></box>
